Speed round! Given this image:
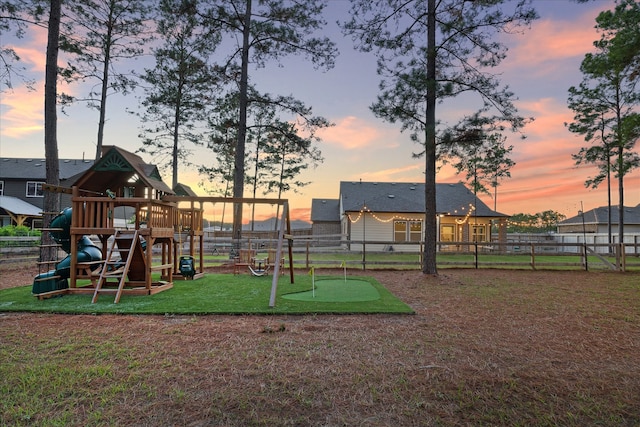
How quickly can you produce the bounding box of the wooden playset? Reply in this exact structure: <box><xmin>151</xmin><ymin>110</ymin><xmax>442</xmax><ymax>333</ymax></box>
<box><xmin>33</xmin><ymin>146</ymin><xmax>294</xmax><ymax>303</ymax></box>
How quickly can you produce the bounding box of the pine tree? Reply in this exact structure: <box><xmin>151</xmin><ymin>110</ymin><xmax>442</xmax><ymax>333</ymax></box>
<box><xmin>567</xmin><ymin>0</ymin><xmax>640</xmax><ymax>245</ymax></box>
<box><xmin>342</xmin><ymin>0</ymin><xmax>537</xmax><ymax>274</ymax></box>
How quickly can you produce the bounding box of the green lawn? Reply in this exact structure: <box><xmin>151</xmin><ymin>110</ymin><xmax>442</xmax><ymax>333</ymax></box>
<box><xmin>0</xmin><ymin>273</ymin><xmax>414</xmax><ymax>315</ymax></box>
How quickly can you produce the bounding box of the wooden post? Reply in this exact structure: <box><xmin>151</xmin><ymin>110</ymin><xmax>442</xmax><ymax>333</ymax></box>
<box><xmin>530</xmin><ymin>243</ymin><xmax>536</xmax><ymax>270</ymax></box>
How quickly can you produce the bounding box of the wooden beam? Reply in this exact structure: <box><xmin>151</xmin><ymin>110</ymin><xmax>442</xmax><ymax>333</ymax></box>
<box><xmin>42</xmin><ymin>183</ymin><xmax>73</xmax><ymax>194</ymax></box>
<box><xmin>162</xmin><ymin>195</ymin><xmax>288</xmax><ymax>205</ymax></box>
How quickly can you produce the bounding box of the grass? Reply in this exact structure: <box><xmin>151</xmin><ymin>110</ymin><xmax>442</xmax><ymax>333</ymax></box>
<box><xmin>0</xmin><ymin>273</ymin><xmax>414</xmax><ymax>315</ymax></box>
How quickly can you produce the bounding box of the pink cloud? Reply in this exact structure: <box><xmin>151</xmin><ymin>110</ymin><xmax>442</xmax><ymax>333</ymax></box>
<box><xmin>0</xmin><ymin>86</ymin><xmax>44</xmax><ymax>138</ymax></box>
<box><xmin>506</xmin><ymin>9</ymin><xmax>603</xmax><ymax>71</ymax></box>
<box><xmin>6</xmin><ymin>25</ymin><xmax>48</xmax><ymax>72</ymax></box>
<box><xmin>317</xmin><ymin>116</ymin><xmax>382</xmax><ymax>150</ymax></box>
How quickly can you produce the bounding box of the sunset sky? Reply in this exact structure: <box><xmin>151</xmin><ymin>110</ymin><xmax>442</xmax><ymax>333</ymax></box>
<box><xmin>1</xmin><ymin>0</ymin><xmax>638</xmax><ymax>223</ymax></box>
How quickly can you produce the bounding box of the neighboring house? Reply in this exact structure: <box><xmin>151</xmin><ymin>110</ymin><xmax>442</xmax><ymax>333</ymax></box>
<box><xmin>311</xmin><ymin>181</ymin><xmax>508</xmax><ymax>251</ymax></box>
<box><xmin>0</xmin><ymin>157</ymin><xmax>94</xmax><ymax>227</ymax></box>
<box><xmin>557</xmin><ymin>204</ymin><xmax>640</xmax><ymax>234</ymax></box>
<box><xmin>0</xmin><ymin>195</ymin><xmax>43</xmax><ymax>227</ymax></box>
<box><xmin>0</xmin><ymin>146</ymin><xmax>177</xmax><ymax>228</ymax></box>
<box><xmin>310</xmin><ymin>199</ymin><xmax>341</xmax><ymax>236</ymax></box>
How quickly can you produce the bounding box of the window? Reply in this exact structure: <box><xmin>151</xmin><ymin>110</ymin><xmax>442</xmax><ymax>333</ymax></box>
<box><xmin>440</xmin><ymin>225</ymin><xmax>455</xmax><ymax>242</ymax></box>
<box><xmin>26</xmin><ymin>181</ymin><xmax>44</xmax><ymax>197</ymax></box>
<box><xmin>409</xmin><ymin>221</ymin><xmax>422</xmax><ymax>242</ymax></box>
<box><xmin>471</xmin><ymin>225</ymin><xmax>487</xmax><ymax>242</ymax></box>
<box><xmin>394</xmin><ymin>220</ymin><xmax>422</xmax><ymax>242</ymax></box>
<box><xmin>394</xmin><ymin>221</ymin><xmax>407</xmax><ymax>242</ymax></box>
<box><xmin>0</xmin><ymin>180</ymin><xmax>4</xmax><ymax>196</ymax></box>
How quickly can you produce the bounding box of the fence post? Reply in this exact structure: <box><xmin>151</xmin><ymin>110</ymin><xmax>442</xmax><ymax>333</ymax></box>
<box><xmin>305</xmin><ymin>241</ymin><xmax>310</xmax><ymax>269</ymax></box>
<box><xmin>530</xmin><ymin>243</ymin><xmax>536</xmax><ymax>270</ymax></box>
<box><xmin>362</xmin><ymin>239</ymin><xmax>366</xmax><ymax>270</ymax></box>
<box><xmin>474</xmin><ymin>242</ymin><xmax>478</xmax><ymax>269</ymax></box>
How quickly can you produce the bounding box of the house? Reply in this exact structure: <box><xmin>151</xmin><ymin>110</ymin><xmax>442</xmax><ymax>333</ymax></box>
<box><xmin>311</xmin><ymin>181</ymin><xmax>508</xmax><ymax>251</ymax></box>
<box><xmin>310</xmin><ymin>199</ymin><xmax>341</xmax><ymax>236</ymax></box>
<box><xmin>557</xmin><ymin>204</ymin><xmax>640</xmax><ymax>234</ymax></box>
<box><xmin>0</xmin><ymin>157</ymin><xmax>94</xmax><ymax>227</ymax></box>
<box><xmin>0</xmin><ymin>195</ymin><xmax>43</xmax><ymax>227</ymax></box>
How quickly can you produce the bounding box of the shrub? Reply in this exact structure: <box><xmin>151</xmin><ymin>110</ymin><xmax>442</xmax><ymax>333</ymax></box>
<box><xmin>0</xmin><ymin>225</ymin><xmax>41</xmax><ymax>237</ymax></box>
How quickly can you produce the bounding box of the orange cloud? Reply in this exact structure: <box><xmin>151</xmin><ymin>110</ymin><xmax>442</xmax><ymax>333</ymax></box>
<box><xmin>0</xmin><ymin>86</ymin><xmax>44</xmax><ymax>138</ymax></box>
<box><xmin>1</xmin><ymin>25</ymin><xmax>83</xmax><ymax>141</ymax></box>
<box><xmin>354</xmin><ymin>163</ymin><xmax>423</xmax><ymax>182</ymax></box>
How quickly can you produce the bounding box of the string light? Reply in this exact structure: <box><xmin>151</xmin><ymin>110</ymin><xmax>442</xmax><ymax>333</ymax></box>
<box><xmin>455</xmin><ymin>204</ymin><xmax>476</xmax><ymax>225</ymax></box>
<box><xmin>346</xmin><ymin>203</ymin><xmax>477</xmax><ymax>224</ymax></box>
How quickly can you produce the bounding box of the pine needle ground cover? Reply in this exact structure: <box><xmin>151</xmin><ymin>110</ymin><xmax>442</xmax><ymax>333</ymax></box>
<box><xmin>0</xmin><ymin>268</ymin><xmax>639</xmax><ymax>426</ymax></box>
<box><xmin>0</xmin><ymin>272</ymin><xmax>414</xmax><ymax>315</ymax></box>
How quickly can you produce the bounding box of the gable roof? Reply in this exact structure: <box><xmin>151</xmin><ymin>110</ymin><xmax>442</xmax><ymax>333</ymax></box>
<box><xmin>73</xmin><ymin>146</ymin><xmax>174</xmax><ymax>195</ymax></box>
<box><xmin>311</xmin><ymin>199</ymin><xmax>340</xmax><ymax>222</ymax></box>
<box><xmin>0</xmin><ymin>157</ymin><xmax>94</xmax><ymax>180</ymax></box>
<box><xmin>174</xmin><ymin>183</ymin><xmax>198</xmax><ymax>197</ymax></box>
<box><xmin>559</xmin><ymin>204</ymin><xmax>640</xmax><ymax>226</ymax></box>
<box><xmin>339</xmin><ymin>181</ymin><xmax>507</xmax><ymax>217</ymax></box>
<box><xmin>0</xmin><ymin>195</ymin><xmax>42</xmax><ymax>216</ymax></box>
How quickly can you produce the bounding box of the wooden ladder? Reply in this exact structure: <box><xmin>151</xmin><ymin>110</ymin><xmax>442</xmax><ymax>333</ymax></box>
<box><xmin>92</xmin><ymin>230</ymin><xmax>139</xmax><ymax>304</ymax></box>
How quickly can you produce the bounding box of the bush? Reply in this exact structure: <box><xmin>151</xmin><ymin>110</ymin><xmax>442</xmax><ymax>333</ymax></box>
<box><xmin>0</xmin><ymin>225</ymin><xmax>41</xmax><ymax>237</ymax></box>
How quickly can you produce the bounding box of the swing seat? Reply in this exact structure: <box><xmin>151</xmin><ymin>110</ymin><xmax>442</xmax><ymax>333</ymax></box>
<box><xmin>179</xmin><ymin>256</ymin><xmax>196</xmax><ymax>279</ymax></box>
<box><xmin>248</xmin><ymin>264</ymin><xmax>270</xmax><ymax>277</ymax></box>
<box><xmin>233</xmin><ymin>249</ymin><xmax>256</xmax><ymax>275</ymax></box>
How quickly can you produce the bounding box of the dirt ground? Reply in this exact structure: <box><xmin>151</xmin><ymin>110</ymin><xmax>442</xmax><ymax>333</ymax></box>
<box><xmin>1</xmin><ymin>262</ymin><xmax>639</xmax><ymax>426</ymax></box>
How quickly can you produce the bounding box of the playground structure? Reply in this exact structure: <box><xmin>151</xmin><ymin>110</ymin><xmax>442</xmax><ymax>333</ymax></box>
<box><xmin>33</xmin><ymin>207</ymin><xmax>103</xmax><ymax>295</ymax></box>
<box><xmin>32</xmin><ymin>146</ymin><xmax>294</xmax><ymax>303</ymax></box>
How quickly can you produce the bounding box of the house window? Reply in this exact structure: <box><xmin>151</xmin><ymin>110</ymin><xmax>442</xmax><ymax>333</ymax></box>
<box><xmin>26</xmin><ymin>181</ymin><xmax>44</xmax><ymax>197</ymax></box>
<box><xmin>394</xmin><ymin>220</ymin><xmax>422</xmax><ymax>242</ymax></box>
<box><xmin>0</xmin><ymin>180</ymin><xmax>4</xmax><ymax>196</ymax></box>
<box><xmin>471</xmin><ymin>224</ymin><xmax>487</xmax><ymax>242</ymax></box>
<box><xmin>409</xmin><ymin>221</ymin><xmax>422</xmax><ymax>242</ymax></box>
<box><xmin>440</xmin><ymin>225</ymin><xmax>455</xmax><ymax>242</ymax></box>
<box><xmin>394</xmin><ymin>221</ymin><xmax>407</xmax><ymax>242</ymax></box>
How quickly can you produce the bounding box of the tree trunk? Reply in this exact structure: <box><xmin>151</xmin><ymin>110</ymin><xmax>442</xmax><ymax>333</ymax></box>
<box><xmin>422</xmin><ymin>0</ymin><xmax>437</xmax><ymax>275</ymax></box>
<box><xmin>617</xmin><ymin>145</ymin><xmax>624</xmax><ymax>243</ymax></box>
<box><xmin>95</xmin><ymin>7</ymin><xmax>114</xmax><ymax>161</ymax></box>
<box><xmin>232</xmin><ymin>0</ymin><xmax>252</xmax><ymax>245</ymax></box>
<box><xmin>43</xmin><ymin>0</ymin><xmax>62</xmax><ymax>263</ymax></box>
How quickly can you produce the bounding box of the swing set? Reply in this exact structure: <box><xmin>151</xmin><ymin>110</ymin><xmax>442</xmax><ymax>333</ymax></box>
<box><xmin>163</xmin><ymin>195</ymin><xmax>295</xmax><ymax>286</ymax></box>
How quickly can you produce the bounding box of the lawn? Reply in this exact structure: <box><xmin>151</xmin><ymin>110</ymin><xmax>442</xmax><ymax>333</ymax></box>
<box><xmin>0</xmin><ymin>272</ymin><xmax>414</xmax><ymax>315</ymax></box>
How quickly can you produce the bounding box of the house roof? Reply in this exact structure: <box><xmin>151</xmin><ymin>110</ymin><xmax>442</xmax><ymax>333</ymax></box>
<box><xmin>339</xmin><ymin>181</ymin><xmax>507</xmax><ymax>218</ymax></box>
<box><xmin>559</xmin><ymin>204</ymin><xmax>640</xmax><ymax>226</ymax></box>
<box><xmin>0</xmin><ymin>157</ymin><xmax>94</xmax><ymax>180</ymax></box>
<box><xmin>73</xmin><ymin>146</ymin><xmax>174</xmax><ymax>195</ymax></box>
<box><xmin>0</xmin><ymin>195</ymin><xmax>42</xmax><ymax>216</ymax></box>
<box><xmin>174</xmin><ymin>183</ymin><xmax>198</xmax><ymax>197</ymax></box>
<box><xmin>311</xmin><ymin>199</ymin><xmax>340</xmax><ymax>222</ymax></box>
